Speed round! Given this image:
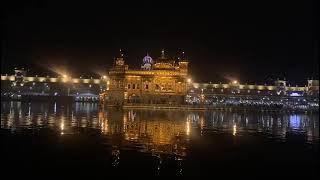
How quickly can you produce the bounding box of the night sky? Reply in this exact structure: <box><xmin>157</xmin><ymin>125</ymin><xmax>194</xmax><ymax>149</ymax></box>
<box><xmin>2</xmin><ymin>0</ymin><xmax>318</xmax><ymax>85</ymax></box>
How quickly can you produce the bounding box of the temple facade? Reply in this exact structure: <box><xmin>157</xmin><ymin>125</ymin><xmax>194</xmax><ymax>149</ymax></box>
<box><xmin>106</xmin><ymin>50</ymin><xmax>189</xmax><ymax>105</ymax></box>
<box><xmin>103</xmin><ymin>50</ymin><xmax>319</xmax><ymax>108</ymax></box>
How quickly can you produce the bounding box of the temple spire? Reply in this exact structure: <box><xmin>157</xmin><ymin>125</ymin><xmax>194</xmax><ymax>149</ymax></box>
<box><xmin>179</xmin><ymin>51</ymin><xmax>188</xmax><ymax>62</ymax></box>
<box><xmin>161</xmin><ymin>49</ymin><xmax>165</xmax><ymax>59</ymax></box>
<box><xmin>119</xmin><ymin>49</ymin><xmax>124</xmax><ymax>57</ymax></box>
<box><xmin>115</xmin><ymin>49</ymin><xmax>125</xmax><ymax>66</ymax></box>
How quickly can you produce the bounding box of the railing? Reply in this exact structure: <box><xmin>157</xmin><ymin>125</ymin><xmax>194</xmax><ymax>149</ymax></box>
<box><xmin>123</xmin><ymin>103</ymin><xmax>205</xmax><ymax>109</ymax></box>
<box><xmin>119</xmin><ymin>102</ymin><xmax>319</xmax><ymax>111</ymax></box>
<box><xmin>1</xmin><ymin>75</ymin><xmax>108</xmax><ymax>84</ymax></box>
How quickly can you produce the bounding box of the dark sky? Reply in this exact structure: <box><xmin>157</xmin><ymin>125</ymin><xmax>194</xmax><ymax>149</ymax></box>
<box><xmin>2</xmin><ymin>0</ymin><xmax>318</xmax><ymax>85</ymax></box>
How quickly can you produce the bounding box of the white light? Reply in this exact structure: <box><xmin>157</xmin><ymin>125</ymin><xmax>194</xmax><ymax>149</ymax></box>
<box><xmin>103</xmin><ymin>75</ymin><xmax>107</xmax><ymax>79</ymax></box>
<box><xmin>187</xmin><ymin>78</ymin><xmax>191</xmax><ymax>83</ymax></box>
<box><xmin>290</xmin><ymin>92</ymin><xmax>301</xmax><ymax>96</ymax></box>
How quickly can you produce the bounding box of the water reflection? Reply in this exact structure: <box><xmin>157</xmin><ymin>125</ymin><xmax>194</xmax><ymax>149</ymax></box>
<box><xmin>1</xmin><ymin>101</ymin><xmax>319</xmax><ymax>175</ymax></box>
<box><xmin>1</xmin><ymin>102</ymin><xmax>319</xmax><ymax>142</ymax></box>
<box><xmin>186</xmin><ymin>110</ymin><xmax>319</xmax><ymax>142</ymax></box>
<box><xmin>233</xmin><ymin>124</ymin><xmax>237</xmax><ymax>136</ymax></box>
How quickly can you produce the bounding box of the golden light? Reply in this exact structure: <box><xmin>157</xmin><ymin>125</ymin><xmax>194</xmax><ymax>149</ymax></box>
<box><xmin>187</xmin><ymin>78</ymin><xmax>192</xmax><ymax>83</ymax></box>
<box><xmin>63</xmin><ymin>74</ymin><xmax>67</xmax><ymax>78</ymax></box>
<box><xmin>101</xmin><ymin>121</ymin><xmax>104</xmax><ymax>132</ymax></box>
<box><xmin>233</xmin><ymin>80</ymin><xmax>238</xmax><ymax>84</ymax></box>
<box><xmin>61</xmin><ymin>121</ymin><xmax>64</xmax><ymax>131</ymax></box>
<box><xmin>186</xmin><ymin>120</ymin><xmax>190</xmax><ymax>136</ymax></box>
<box><xmin>60</xmin><ymin>120</ymin><xmax>65</xmax><ymax>135</ymax></box>
<box><xmin>233</xmin><ymin>124</ymin><xmax>237</xmax><ymax>136</ymax></box>
<box><xmin>103</xmin><ymin>75</ymin><xmax>107</xmax><ymax>79</ymax></box>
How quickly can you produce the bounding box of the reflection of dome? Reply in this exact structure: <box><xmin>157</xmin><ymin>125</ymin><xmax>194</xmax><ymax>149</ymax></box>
<box><xmin>143</xmin><ymin>55</ymin><xmax>153</xmax><ymax>64</ymax></box>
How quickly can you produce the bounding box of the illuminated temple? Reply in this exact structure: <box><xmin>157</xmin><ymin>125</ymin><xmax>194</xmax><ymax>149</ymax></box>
<box><xmin>104</xmin><ymin>50</ymin><xmax>319</xmax><ymax>108</ymax></box>
<box><xmin>1</xmin><ymin>49</ymin><xmax>319</xmax><ymax>108</ymax></box>
<box><xmin>106</xmin><ymin>50</ymin><xmax>189</xmax><ymax>105</ymax></box>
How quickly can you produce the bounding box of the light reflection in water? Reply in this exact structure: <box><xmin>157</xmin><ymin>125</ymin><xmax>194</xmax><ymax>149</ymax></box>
<box><xmin>111</xmin><ymin>146</ymin><xmax>120</xmax><ymax>167</ymax></box>
<box><xmin>233</xmin><ymin>124</ymin><xmax>237</xmax><ymax>136</ymax></box>
<box><xmin>186</xmin><ymin>120</ymin><xmax>190</xmax><ymax>136</ymax></box>
<box><xmin>54</xmin><ymin>102</ymin><xmax>56</xmax><ymax>114</ymax></box>
<box><xmin>1</xmin><ymin>102</ymin><xmax>319</xmax><ymax>159</ymax></box>
<box><xmin>1</xmin><ymin>101</ymin><xmax>319</xmax><ymax>175</ymax></box>
<box><xmin>289</xmin><ymin>115</ymin><xmax>301</xmax><ymax>130</ymax></box>
<box><xmin>1</xmin><ymin>102</ymin><xmax>319</xmax><ymax>142</ymax></box>
<box><xmin>60</xmin><ymin>119</ymin><xmax>64</xmax><ymax>135</ymax></box>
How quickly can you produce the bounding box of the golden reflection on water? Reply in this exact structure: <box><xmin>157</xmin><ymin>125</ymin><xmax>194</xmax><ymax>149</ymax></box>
<box><xmin>1</xmin><ymin>102</ymin><xmax>319</xmax><ymax>175</ymax></box>
<box><xmin>60</xmin><ymin>119</ymin><xmax>64</xmax><ymax>135</ymax></box>
<box><xmin>186</xmin><ymin>120</ymin><xmax>190</xmax><ymax>136</ymax></box>
<box><xmin>97</xmin><ymin>109</ymin><xmax>189</xmax><ymax>156</ymax></box>
<box><xmin>233</xmin><ymin>124</ymin><xmax>237</xmax><ymax>136</ymax></box>
<box><xmin>1</xmin><ymin>102</ymin><xmax>319</xmax><ymax>145</ymax></box>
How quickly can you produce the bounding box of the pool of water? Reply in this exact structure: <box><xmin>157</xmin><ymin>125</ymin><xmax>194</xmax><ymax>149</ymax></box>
<box><xmin>1</xmin><ymin>101</ymin><xmax>319</xmax><ymax>177</ymax></box>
